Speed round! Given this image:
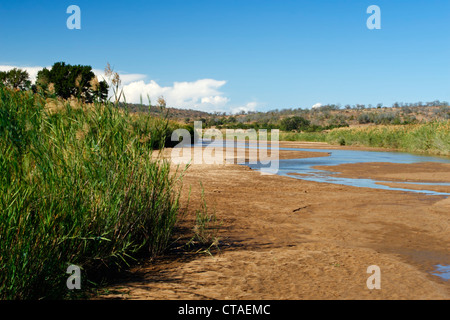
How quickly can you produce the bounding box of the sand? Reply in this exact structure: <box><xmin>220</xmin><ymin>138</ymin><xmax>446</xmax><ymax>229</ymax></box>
<box><xmin>101</xmin><ymin>142</ymin><xmax>449</xmax><ymax>300</ymax></box>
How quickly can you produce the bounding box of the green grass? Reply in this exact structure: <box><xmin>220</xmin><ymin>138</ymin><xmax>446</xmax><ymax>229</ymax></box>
<box><xmin>277</xmin><ymin>131</ymin><xmax>327</xmax><ymax>143</ymax></box>
<box><xmin>325</xmin><ymin>122</ymin><xmax>450</xmax><ymax>156</ymax></box>
<box><xmin>266</xmin><ymin>122</ymin><xmax>450</xmax><ymax>156</ymax></box>
<box><xmin>202</xmin><ymin>128</ymin><xmax>327</xmax><ymax>143</ymax></box>
<box><xmin>0</xmin><ymin>87</ymin><xmax>186</xmax><ymax>299</ymax></box>
<box><xmin>186</xmin><ymin>182</ymin><xmax>221</xmax><ymax>255</ymax></box>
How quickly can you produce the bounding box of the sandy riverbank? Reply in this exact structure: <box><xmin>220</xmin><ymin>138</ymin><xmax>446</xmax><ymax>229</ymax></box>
<box><xmin>101</xmin><ymin>142</ymin><xmax>449</xmax><ymax>300</ymax></box>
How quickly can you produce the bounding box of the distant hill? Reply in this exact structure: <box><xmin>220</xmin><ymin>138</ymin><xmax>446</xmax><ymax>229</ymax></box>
<box><xmin>121</xmin><ymin>101</ymin><xmax>450</xmax><ymax>130</ymax></box>
<box><xmin>119</xmin><ymin>103</ymin><xmax>213</xmax><ymax>122</ymax></box>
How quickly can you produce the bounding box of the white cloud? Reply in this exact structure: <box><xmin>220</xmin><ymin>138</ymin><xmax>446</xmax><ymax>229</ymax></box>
<box><xmin>230</xmin><ymin>102</ymin><xmax>258</xmax><ymax>114</ymax></box>
<box><xmin>311</xmin><ymin>102</ymin><xmax>322</xmax><ymax>109</ymax></box>
<box><xmin>121</xmin><ymin>78</ymin><xmax>229</xmax><ymax>112</ymax></box>
<box><xmin>201</xmin><ymin>95</ymin><xmax>230</xmax><ymax>106</ymax></box>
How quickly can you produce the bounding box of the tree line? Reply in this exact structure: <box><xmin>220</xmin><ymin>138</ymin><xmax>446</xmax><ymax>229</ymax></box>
<box><xmin>0</xmin><ymin>62</ymin><xmax>108</xmax><ymax>103</ymax></box>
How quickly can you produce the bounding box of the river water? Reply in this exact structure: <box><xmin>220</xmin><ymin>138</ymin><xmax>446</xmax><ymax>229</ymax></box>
<box><xmin>248</xmin><ymin>146</ymin><xmax>450</xmax><ymax>196</ymax></box>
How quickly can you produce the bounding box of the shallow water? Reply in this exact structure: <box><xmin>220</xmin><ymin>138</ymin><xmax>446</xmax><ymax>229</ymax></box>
<box><xmin>195</xmin><ymin>140</ymin><xmax>450</xmax><ymax>195</ymax></box>
<box><xmin>431</xmin><ymin>265</ymin><xmax>450</xmax><ymax>281</ymax></box>
<box><xmin>249</xmin><ymin>146</ymin><xmax>450</xmax><ymax>196</ymax></box>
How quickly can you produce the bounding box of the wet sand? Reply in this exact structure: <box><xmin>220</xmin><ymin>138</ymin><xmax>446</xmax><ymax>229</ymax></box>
<box><xmin>101</xmin><ymin>142</ymin><xmax>450</xmax><ymax>300</ymax></box>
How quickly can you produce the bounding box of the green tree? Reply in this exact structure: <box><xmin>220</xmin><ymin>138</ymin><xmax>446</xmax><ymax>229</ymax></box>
<box><xmin>36</xmin><ymin>62</ymin><xmax>108</xmax><ymax>102</ymax></box>
<box><xmin>280</xmin><ymin>116</ymin><xmax>311</xmax><ymax>131</ymax></box>
<box><xmin>0</xmin><ymin>68</ymin><xmax>31</xmax><ymax>91</ymax></box>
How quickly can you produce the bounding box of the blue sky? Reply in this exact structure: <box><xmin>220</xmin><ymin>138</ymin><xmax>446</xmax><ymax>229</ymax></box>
<box><xmin>0</xmin><ymin>0</ymin><xmax>449</xmax><ymax>113</ymax></box>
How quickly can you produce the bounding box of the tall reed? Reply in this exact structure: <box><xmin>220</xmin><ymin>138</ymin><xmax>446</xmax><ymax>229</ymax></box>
<box><xmin>0</xmin><ymin>87</ymin><xmax>184</xmax><ymax>299</ymax></box>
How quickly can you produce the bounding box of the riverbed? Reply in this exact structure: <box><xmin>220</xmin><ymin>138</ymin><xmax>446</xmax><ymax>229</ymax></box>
<box><xmin>102</xmin><ymin>142</ymin><xmax>450</xmax><ymax>299</ymax></box>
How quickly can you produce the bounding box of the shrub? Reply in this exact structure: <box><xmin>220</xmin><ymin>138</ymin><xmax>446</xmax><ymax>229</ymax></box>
<box><xmin>280</xmin><ymin>116</ymin><xmax>311</xmax><ymax>131</ymax></box>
